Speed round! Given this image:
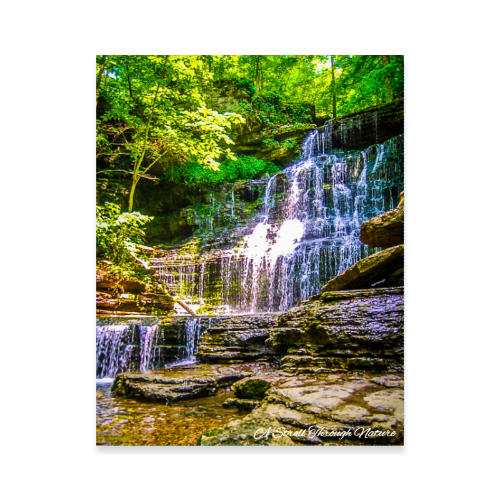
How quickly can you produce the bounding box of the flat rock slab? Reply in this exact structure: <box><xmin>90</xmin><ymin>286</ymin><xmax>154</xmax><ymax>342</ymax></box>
<box><xmin>112</xmin><ymin>362</ymin><xmax>274</xmax><ymax>402</ymax></box>
<box><xmin>321</xmin><ymin>244</ymin><xmax>404</xmax><ymax>292</ymax></box>
<box><xmin>371</xmin><ymin>375</ymin><xmax>404</xmax><ymax>388</ymax></box>
<box><xmin>198</xmin><ymin>414</ymin><xmax>295</xmax><ymax>446</ymax></box>
<box><xmin>199</xmin><ymin>372</ymin><xmax>404</xmax><ymax>446</ymax></box>
<box><xmin>360</xmin><ymin>205</ymin><xmax>404</xmax><ymax>249</ymax></box>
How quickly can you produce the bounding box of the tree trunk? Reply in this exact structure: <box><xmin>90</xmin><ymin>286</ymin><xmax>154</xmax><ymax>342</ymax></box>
<box><xmin>176</xmin><ymin>299</ymin><xmax>197</xmax><ymax>316</ymax></box>
<box><xmin>382</xmin><ymin>55</ymin><xmax>393</xmax><ymax>101</ymax></box>
<box><xmin>128</xmin><ymin>56</ymin><xmax>168</xmax><ymax>212</ymax></box>
<box><xmin>331</xmin><ymin>55</ymin><xmax>336</xmax><ymax>119</ymax></box>
<box><xmin>128</xmin><ymin>176</ymin><xmax>139</xmax><ymax>212</ymax></box>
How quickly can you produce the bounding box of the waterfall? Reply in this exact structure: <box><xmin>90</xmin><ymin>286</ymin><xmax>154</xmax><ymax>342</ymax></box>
<box><xmin>96</xmin><ymin>318</ymin><xmax>218</xmax><ymax>378</ymax></box>
<box><xmin>138</xmin><ymin>324</ymin><xmax>159</xmax><ymax>372</ymax></box>
<box><xmin>184</xmin><ymin>317</ymin><xmax>207</xmax><ymax>362</ymax></box>
<box><xmin>96</xmin><ymin>324</ymin><xmax>135</xmax><ymax>379</ymax></box>
<box><xmin>151</xmin><ymin>128</ymin><xmax>403</xmax><ymax>314</ymax></box>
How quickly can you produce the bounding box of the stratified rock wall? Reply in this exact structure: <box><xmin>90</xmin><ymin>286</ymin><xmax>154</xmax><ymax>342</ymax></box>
<box><xmin>330</xmin><ymin>99</ymin><xmax>404</xmax><ymax>151</ymax></box>
<box><xmin>197</xmin><ymin>313</ymin><xmax>281</xmax><ymax>363</ymax></box>
<box><xmin>268</xmin><ymin>287</ymin><xmax>404</xmax><ymax>373</ymax></box>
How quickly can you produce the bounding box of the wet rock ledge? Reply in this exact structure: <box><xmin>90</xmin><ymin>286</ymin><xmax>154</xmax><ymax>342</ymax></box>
<box><xmin>269</xmin><ymin>287</ymin><xmax>404</xmax><ymax>374</ymax></box>
<box><xmin>112</xmin><ymin>362</ymin><xmax>276</xmax><ymax>402</ymax></box>
<box><xmin>197</xmin><ymin>313</ymin><xmax>281</xmax><ymax>363</ymax></box>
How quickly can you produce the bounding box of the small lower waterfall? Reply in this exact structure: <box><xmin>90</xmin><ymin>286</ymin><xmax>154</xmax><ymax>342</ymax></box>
<box><xmin>96</xmin><ymin>317</ymin><xmax>217</xmax><ymax>378</ymax></box>
<box><xmin>96</xmin><ymin>324</ymin><xmax>135</xmax><ymax>379</ymax></box>
<box><xmin>138</xmin><ymin>324</ymin><xmax>159</xmax><ymax>372</ymax></box>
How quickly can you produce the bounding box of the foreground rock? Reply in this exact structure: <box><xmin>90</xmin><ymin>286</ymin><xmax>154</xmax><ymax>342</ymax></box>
<box><xmin>197</xmin><ymin>314</ymin><xmax>281</xmax><ymax>363</ymax></box>
<box><xmin>199</xmin><ymin>372</ymin><xmax>404</xmax><ymax>446</ymax></box>
<box><xmin>360</xmin><ymin>205</ymin><xmax>404</xmax><ymax>249</ymax></box>
<box><xmin>112</xmin><ymin>362</ymin><xmax>275</xmax><ymax>402</ymax></box>
<box><xmin>267</xmin><ymin>287</ymin><xmax>404</xmax><ymax>374</ymax></box>
<box><xmin>321</xmin><ymin>244</ymin><xmax>404</xmax><ymax>292</ymax></box>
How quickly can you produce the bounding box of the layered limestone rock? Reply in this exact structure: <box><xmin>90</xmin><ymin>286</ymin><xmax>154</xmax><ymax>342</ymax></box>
<box><xmin>197</xmin><ymin>313</ymin><xmax>281</xmax><ymax>363</ymax></box>
<box><xmin>267</xmin><ymin>287</ymin><xmax>404</xmax><ymax>374</ymax></box>
<box><xmin>198</xmin><ymin>372</ymin><xmax>404</xmax><ymax>446</ymax></box>
<box><xmin>360</xmin><ymin>205</ymin><xmax>404</xmax><ymax>249</ymax></box>
<box><xmin>112</xmin><ymin>362</ymin><xmax>275</xmax><ymax>402</ymax></box>
<box><xmin>321</xmin><ymin>244</ymin><xmax>404</xmax><ymax>292</ymax></box>
<box><xmin>330</xmin><ymin>98</ymin><xmax>404</xmax><ymax>150</ymax></box>
<box><xmin>96</xmin><ymin>268</ymin><xmax>175</xmax><ymax>316</ymax></box>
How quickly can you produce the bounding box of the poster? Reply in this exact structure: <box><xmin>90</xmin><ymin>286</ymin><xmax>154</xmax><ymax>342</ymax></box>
<box><xmin>96</xmin><ymin>55</ymin><xmax>404</xmax><ymax>446</ymax></box>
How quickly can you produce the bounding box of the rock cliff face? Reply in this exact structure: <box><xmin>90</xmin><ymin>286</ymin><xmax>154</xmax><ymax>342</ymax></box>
<box><xmin>330</xmin><ymin>99</ymin><xmax>404</xmax><ymax>151</ymax></box>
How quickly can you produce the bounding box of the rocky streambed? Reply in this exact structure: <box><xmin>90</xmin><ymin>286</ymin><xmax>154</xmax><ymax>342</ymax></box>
<box><xmin>101</xmin><ymin>283</ymin><xmax>404</xmax><ymax>446</ymax></box>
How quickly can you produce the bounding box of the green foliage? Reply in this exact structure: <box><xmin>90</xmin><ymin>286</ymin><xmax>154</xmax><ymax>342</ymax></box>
<box><xmin>203</xmin><ymin>54</ymin><xmax>403</xmax><ymax>120</ymax></box>
<box><xmin>250</xmin><ymin>91</ymin><xmax>312</xmax><ymax>126</ymax></box>
<box><xmin>96</xmin><ymin>202</ymin><xmax>153</xmax><ymax>280</ymax></box>
<box><xmin>168</xmin><ymin>155</ymin><xmax>280</xmax><ymax>187</ymax></box>
<box><xmin>235</xmin><ymin>78</ymin><xmax>257</xmax><ymax>96</ymax></box>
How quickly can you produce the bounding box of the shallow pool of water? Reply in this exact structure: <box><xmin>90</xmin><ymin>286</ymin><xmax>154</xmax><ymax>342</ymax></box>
<box><xmin>96</xmin><ymin>381</ymin><xmax>250</xmax><ymax>446</ymax></box>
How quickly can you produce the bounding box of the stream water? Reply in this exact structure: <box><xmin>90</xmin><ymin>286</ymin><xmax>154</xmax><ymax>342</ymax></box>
<box><xmin>96</xmin><ymin>382</ymin><xmax>249</xmax><ymax>446</ymax></box>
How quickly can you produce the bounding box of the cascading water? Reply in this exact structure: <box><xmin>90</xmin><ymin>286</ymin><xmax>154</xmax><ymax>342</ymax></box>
<box><xmin>96</xmin><ymin>324</ymin><xmax>135</xmax><ymax>379</ymax></box>
<box><xmin>96</xmin><ymin>317</ymin><xmax>219</xmax><ymax>378</ymax></box>
<box><xmin>152</xmin><ymin>125</ymin><xmax>403</xmax><ymax>314</ymax></box>
<box><xmin>224</xmin><ymin>128</ymin><xmax>402</xmax><ymax>312</ymax></box>
<box><xmin>138</xmin><ymin>324</ymin><xmax>159</xmax><ymax>372</ymax></box>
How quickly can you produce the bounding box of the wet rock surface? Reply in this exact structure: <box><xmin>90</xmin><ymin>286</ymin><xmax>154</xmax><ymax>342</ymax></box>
<box><xmin>112</xmin><ymin>362</ymin><xmax>276</xmax><ymax>402</ymax></box>
<box><xmin>197</xmin><ymin>313</ymin><xmax>281</xmax><ymax>363</ymax></box>
<box><xmin>321</xmin><ymin>245</ymin><xmax>404</xmax><ymax>292</ymax></box>
<box><xmin>360</xmin><ymin>205</ymin><xmax>404</xmax><ymax>249</ymax></box>
<box><xmin>267</xmin><ymin>287</ymin><xmax>404</xmax><ymax>373</ymax></box>
<box><xmin>199</xmin><ymin>372</ymin><xmax>404</xmax><ymax>446</ymax></box>
<box><xmin>222</xmin><ymin>398</ymin><xmax>261</xmax><ymax>410</ymax></box>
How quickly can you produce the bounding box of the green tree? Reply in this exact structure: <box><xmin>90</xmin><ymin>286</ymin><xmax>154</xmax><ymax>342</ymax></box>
<box><xmin>96</xmin><ymin>55</ymin><xmax>244</xmax><ymax>211</ymax></box>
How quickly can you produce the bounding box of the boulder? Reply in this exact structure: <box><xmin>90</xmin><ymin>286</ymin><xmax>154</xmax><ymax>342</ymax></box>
<box><xmin>232</xmin><ymin>374</ymin><xmax>289</xmax><ymax>400</ymax></box>
<box><xmin>321</xmin><ymin>244</ymin><xmax>404</xmax><ymax>292</ymax></box>
<box><xmin>360</xmin><ymin>205</ymin><xmax>404</xmax><ymax>249</ymax></box>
